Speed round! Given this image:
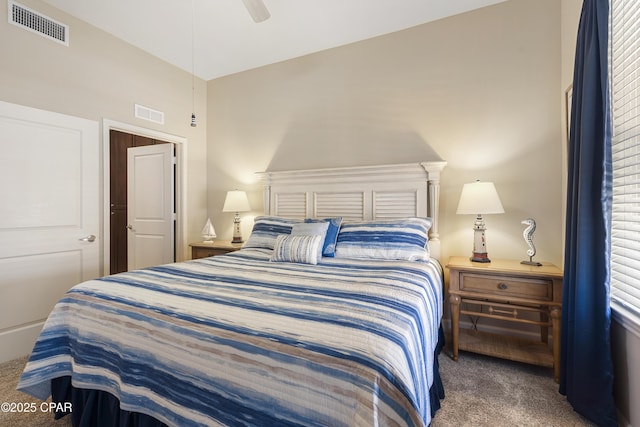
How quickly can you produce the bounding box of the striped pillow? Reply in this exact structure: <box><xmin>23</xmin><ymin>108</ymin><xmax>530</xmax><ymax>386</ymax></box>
<box><xmin>291</xmin><ymin>222</ymin><xmax>329</xmax><ymax>263</ymax></box>
<box><xmin>334</xmin><ymin>218</ymin><xmax>432</xmax><ymax>261</ymax></box>
<box><xmin>243</xmin><ymin>216</ymin><xmax>304</xmax><ymax>249</ymax></box>
<box><xmin>270</xmin><ymin>234</ymin><xmax>324</xmax><ymax>265</ymax></box>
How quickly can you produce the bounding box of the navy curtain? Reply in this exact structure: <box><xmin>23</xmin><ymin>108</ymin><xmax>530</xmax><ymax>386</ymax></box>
<box><xmin>560</xmin><ymin>0</ymin><xmax>617</xmax><ymax>426</ymax></box>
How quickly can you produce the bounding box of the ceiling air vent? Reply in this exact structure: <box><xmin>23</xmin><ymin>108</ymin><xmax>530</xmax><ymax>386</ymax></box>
<box><xmin>134</xmin><ymin>104</ymin><xmax>165</xmax><ymax>125</ymax></box>
<box><xmin>8</xmin><ymin>0</ymin><xmax>68</xmax><ymax>46</ymax></box>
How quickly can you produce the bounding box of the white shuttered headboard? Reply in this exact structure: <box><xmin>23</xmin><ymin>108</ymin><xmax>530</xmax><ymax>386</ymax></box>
<box><xmin>257</xmin><ymin>162</ymin><xmax>447</xmax><ymax>260</ymax></box>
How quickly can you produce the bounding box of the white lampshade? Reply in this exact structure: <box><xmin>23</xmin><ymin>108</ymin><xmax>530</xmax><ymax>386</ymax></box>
<box><xmin>456</xmin><ymin>181</ymin><xmax>505</xmax><ymax>215</ymax></box>
<box><xmin>222</xmin><ymin>190</ymin><xmax>251</xmax><ymax>213</ymax></box>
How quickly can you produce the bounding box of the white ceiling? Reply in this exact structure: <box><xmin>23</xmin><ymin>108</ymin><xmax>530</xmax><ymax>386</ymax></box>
<box><xmin>42</xmin><ymin>0</ymin><xmax>507</xmax><ymax>81</ymax></box>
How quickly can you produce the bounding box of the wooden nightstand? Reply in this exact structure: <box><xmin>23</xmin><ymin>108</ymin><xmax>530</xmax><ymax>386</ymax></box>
<box><xmin>190</xmin><ymin>240</ymin><xmax>243</xmax><ymax>259</ymax></box>
<box><xmin>446</xmin><ymin>256</ymin><xmax>563</xmax><ymax>382</ymax></box>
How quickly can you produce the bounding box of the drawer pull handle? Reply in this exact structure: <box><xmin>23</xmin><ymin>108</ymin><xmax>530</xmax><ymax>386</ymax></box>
<box><xmin>497</xmin><ymin>282</ymin><xmax>508</xmax><ymax>290</ymax></box>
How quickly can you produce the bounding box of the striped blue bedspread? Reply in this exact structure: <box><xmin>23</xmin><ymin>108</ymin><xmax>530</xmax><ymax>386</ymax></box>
<box><xmin>18</xmin><ymin>248</ymin><xmax>443</xmax><ymax>427</ymax></box>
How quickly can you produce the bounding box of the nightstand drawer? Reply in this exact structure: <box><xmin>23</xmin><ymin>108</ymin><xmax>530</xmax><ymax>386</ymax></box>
<box><xmin>190</xmin><ymin>241</ymin><xmax>243</xmax><ymax>259</ymax></box>
<box><xmin>460</xmin><ymin>273</ymin><xmax>553</xmax><ymax>301</ymax></box>
<box><xmin>192</xmin><ymin>247</ymin><xmax>233</xmax><ymax>259</ymax></box>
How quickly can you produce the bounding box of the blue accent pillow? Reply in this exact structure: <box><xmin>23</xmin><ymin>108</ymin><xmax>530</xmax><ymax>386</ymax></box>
<box><xmin>304</xmin><ymin>217</ymin><xmax>343</xmax><ymax>257</ymax></box>
<box><xmin>243</xmin><ymin>216</ymin><xmax>304</xmax><ymax>249</ymax></box>
<box><xmin>334</xmin><ymin>217</ymin><xmax>432</xmax><ymax>261</ymax></box>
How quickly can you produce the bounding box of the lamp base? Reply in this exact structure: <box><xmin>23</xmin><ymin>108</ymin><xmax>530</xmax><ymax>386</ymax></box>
<box><xmin>231</xmin><ymin>212</ymin><xmax>243</xmax><ymax>244</ymax></box>
<box><xmin>470</xmin><ymin>253</ymin><xmax>491</xmax><ymax>263</ymax></box>
<box><xmin>469</xmin><ymin>219</ymin><xmax>492</xmax><ymax>262</ymax></box>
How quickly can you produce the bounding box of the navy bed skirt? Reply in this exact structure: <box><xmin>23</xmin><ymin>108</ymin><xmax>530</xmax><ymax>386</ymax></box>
<box><xmin>51</xmin><ymin>376</ymin><xmax>166</xmax><ymax>427</ymax></box>
<box><xmin>50</xmin><ymin>328</ymin><xmax>445</xmax><ymax>427</ymax></box>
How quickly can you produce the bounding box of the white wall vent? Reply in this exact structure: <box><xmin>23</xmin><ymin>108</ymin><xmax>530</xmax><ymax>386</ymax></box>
<box><xmin>8</xmin><ymin>0</ymin><xmax>68</xmax><ymax>46</ymax></box>
<box><xmin>134</xmin><ymin>104</ymin><xmax>165</xmax><ymax>125</ymax></box>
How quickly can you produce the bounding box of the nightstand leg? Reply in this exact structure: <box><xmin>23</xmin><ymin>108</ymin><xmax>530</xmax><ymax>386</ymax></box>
<box><xmin>540</xmin><ymin>311</ymin><xmax>549</xmax><ymax>344</ymax></box>
<box><xmin>550</xmin><ymin>306</ymin><xmax>562</xmax><ymax>383</ymax></box>
<box><xmin>450</xmin><ymin>294</ymin><xmax>461</xmax><ymax>362</ymax></box>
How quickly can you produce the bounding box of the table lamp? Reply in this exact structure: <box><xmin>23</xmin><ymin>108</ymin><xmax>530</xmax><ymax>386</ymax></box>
<box><xmin>456</xmin><ymin>180</ymin><xmax>504</xmax><ymax>263</ymax></box>
<box><xmin>222</xmin><ymin>190</ymin><xmax>251</xmax><ymax>243</ymax></box>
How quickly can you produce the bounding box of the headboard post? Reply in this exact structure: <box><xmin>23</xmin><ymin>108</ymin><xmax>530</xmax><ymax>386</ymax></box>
<box><xmin>262</xmin><ymin>175</ymin><xmax>272</xmax><ymax>217</ymax></box>
<box><xmin>420</xmin><ymin>161</ymin><xmax>447</xmax><ymax>260</ymax></box>
<box><xmin>257</xmin><ymin>161</ymin><xmax>447</xmax><ymax>259</ymax></box>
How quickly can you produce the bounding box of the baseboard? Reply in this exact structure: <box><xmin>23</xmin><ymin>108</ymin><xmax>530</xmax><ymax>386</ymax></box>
<box><xmin>0</xmin><ymin>321</ymin><xmax>44</xmax><ymax>363</ymax></box>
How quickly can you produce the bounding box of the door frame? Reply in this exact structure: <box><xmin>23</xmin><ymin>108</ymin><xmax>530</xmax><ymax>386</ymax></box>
<box><xmin>102</xmin><ymin>119</ymin><xmax>187</xmax><ymax>276</ymax></box>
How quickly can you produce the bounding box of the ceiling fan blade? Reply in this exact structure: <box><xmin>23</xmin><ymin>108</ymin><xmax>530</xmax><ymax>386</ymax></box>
<box><xmin>242</xmin><ymin>0</ymin><xmax>270</xmax><ymax>23</ymax></box>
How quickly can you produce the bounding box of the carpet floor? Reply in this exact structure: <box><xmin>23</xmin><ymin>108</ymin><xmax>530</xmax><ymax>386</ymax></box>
<box><xmin>1</xmin><ymin>351</ymin><xmax>595</xmax><ymax>426</ymax></box>
<box><xmin>0</xmin><ymin>355</ymin><xmax>71</xmax><ymax>427</ymax></box>
<box><xmin>432</xmin><ymin>350</ymin><xmax>595</xmax><ymax>426</ymax></box>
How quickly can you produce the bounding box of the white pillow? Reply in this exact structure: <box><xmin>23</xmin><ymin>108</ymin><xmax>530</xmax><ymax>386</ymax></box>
<box><xmin>291</xmin><ymin>221</ymin><xmax>329</xmax><ymax>238</ymax></box>
<box><xmin>304</xmin><ymin>217</ymin><xmax>343</xmax><ymax>257</ymax></box>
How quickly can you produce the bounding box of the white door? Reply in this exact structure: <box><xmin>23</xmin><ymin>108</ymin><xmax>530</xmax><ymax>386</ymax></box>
<box><xmin>0</xmin><ymin>101</ymin><xmax>99</xmax><ymax>363</ymax></box>
<box><xmin>127</xmin><ymin>144</ymin><xmax>174</xmax><ymax>270</ymax></box>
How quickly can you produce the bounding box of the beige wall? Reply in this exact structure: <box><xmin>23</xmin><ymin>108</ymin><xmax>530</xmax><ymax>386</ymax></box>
<box><xmin>0</xmin><ymin>0</ymin><xmax>209</xmax><ymax>264</ymax></box>
<box><xmin>208</xmin><ymin>0</ymin><xmax>564</xmax><ymax>267</ymax></box>
<box><xmin>2</xmin><ymin>0</ymin><xmax>636</xmax><ymax>422</ymax></box>
<box><xmin>561</xmin><ymin>0</ymin><xmax>581</xmax><ymax>251</ymax></box>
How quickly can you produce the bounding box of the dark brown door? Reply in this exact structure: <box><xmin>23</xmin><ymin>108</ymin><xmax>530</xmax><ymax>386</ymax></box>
<box><xmin>109</xmin><ymin>130</ymin><xmax>171</xmax><ymax>274</ymax></box>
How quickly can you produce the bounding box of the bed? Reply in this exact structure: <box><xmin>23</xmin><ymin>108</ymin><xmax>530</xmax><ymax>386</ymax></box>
<box><xmin>18</xmin><ymin>162</ymin><xmax>447</xmax><ymax>427</ymax></box>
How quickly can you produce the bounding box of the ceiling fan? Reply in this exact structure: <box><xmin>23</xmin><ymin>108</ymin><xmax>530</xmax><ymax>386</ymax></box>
<box><xmin>242</xmin><ymin>0</ymin><xmax>271</xmax><ymax>23</ymax></box>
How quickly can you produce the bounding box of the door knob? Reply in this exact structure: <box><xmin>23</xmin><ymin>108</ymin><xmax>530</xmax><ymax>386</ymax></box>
<box><xmin>79</xmin><ymin>235</ymin><xmax>96</xmax><ymax>242</ymax></box>
<box><xmin>126</xmin><ymin>224</ymin><xmax>133</xmax><ymax>230</ymax></box>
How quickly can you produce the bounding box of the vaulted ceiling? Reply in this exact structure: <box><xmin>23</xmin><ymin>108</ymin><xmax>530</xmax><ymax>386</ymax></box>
<box><xmin>43</xmin><ymin>0</ymin><xmax>508</xmax><ymax>80</ymax></box>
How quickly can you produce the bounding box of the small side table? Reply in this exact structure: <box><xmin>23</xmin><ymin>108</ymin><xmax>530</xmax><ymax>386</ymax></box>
<box><xmin>447</xmin><ymin>256</ymin><xmax>563</xmax><ymax>382</ymax></box>
<box><xmin>190</xmin><ymin>240</ymin><xmax>243</xmax><ymax>259</ymax></box>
